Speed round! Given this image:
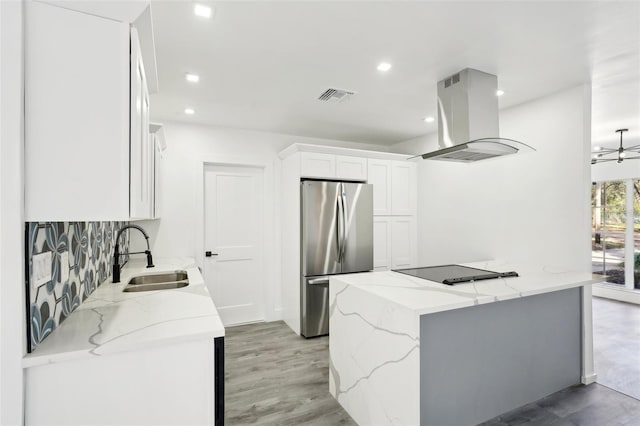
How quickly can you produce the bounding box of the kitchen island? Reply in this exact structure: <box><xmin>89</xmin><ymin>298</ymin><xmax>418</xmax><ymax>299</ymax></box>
<box><xmin>23</xmin><ymin>258</ymin><xmax>225</xmax><ymax>426</ymax></box>
<box><xmin>329</xmin><ymin>261</ymin><xmax>603</xmax><ymax>426</ymax></box>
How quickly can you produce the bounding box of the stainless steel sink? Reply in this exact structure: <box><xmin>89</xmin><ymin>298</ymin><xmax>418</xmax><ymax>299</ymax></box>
<box><xmin>128</xmin><ymin>271</ymin><xmax>188</xmax><ymax>285</ymax></box>
<box><xmin>122</xmin><ymin>271</ymin><xmax>189</xmax><ymax>292</ymax></box>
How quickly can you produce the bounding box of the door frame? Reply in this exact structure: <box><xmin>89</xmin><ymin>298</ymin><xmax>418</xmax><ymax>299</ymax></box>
<box><xmin>196</xmin><ymin>156</ymin><xmax>278</xmax><ymax>323</ymax></box>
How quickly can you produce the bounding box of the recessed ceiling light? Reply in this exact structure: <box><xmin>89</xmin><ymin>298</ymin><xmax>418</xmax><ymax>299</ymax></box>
<box><xmin>184</xmin><ymin>108</ymin><xmax>195</xmax><ymax>115</ymax></box>
<box><xmin>185</xmin><ymin>73</ymin><xmax>200</xmax><ymax>83</ymax></box>
<box><xmin>593</xmin><ymin>146</ymin><xmax>602</xmax><ymax>151</ymax></box>
<box><xmin>423</xmin><ymin>116</ymin><xmax>435</xmax><ymax>123</ymax></box>
<box><xmin>194</xmin><ymin>4</ymin><xmax>213</xmax><ymax>18</ymax></box>
<box><xmin>377</xmin><ymin>62</ymin><xmax>392</xmax><ymax>72</ymax></box>
<box><xmin>496</xmin><ymin>89</ymin><xmax>505</xmax><ymax>97</ymax></box>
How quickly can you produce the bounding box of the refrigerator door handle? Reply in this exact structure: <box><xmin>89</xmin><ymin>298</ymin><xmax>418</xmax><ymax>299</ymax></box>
<box><xmin>336</xmin><ymin>188</ymin><xmax>345</xmax><ymax>263</ymax></box>
<box><xmin>340</xmin><ymin>187</ymin><xmax>349</xmax><ymax>262</ymax></box>
<box><xmin>308</xmin><ymin>277</ymin><xmax>330</xmax><ymax>285</ymax></box>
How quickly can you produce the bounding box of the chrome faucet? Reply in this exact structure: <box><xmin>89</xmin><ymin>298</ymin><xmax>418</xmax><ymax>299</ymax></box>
<box><xmin>112</xmin><ymin>224</ymin><xmax>154</xmax><ymax>283</ymax></box>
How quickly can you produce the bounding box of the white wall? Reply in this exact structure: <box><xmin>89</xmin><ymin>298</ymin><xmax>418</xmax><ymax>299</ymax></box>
<box><xmin>135</xmin><ymin>121</ymin><xmax>389</xmax><ymax>321</ymax></box>
<box><xmin>391</xmin><ymin>85</ymin><xmax>592</xmax><ymax>273</ymax></box>
<box><xmin>592</xmin><ymin>158</ymin><xmax>640</xmax><ymax>182</ymax></box>
<box><xmin>1</xmin><ymin>0</ymin><xmax>26</xmax><ymax>424</ymax></box>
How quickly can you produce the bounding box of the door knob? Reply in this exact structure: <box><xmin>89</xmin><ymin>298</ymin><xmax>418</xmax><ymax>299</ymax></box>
<box><xmin>205</xmin><ymin>251</ymin><xmax>219</xmax><ymax>257</ymax></box>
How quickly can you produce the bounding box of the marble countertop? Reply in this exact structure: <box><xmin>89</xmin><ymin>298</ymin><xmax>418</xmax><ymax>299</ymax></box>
<box><xmin>331</xmin><ymin>260</ymin><xmax>604</xmax><ymax>316</ymax></box>
<box><xmin>23</xmin><ymin>257</ymin><xmax>224</xmax><ymax>368</ymax></box>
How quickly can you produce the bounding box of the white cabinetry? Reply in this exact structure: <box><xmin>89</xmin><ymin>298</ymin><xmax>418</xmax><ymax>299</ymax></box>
<box><xmin>391</xmin><ymin>161</ymin><xmax>417</xmax><ymax>215</ymax></box>
<box><xmin>336</xmin><ymin>155</ymin><xmax>367</xmax><ymax>180</ymax></box>
<box><xmin>368</xmin><ymin>159</ymin><xmax>417</xmax><ymax>271</ymax></box>
<box><xmin>150</xmin><ymin>123</ymin><xmax>166</xmax><ymax>219</ymax></box>
<box><xmin>300</xmin><ymin>152</ymin><xmax>368</xmax><ymax>180</ymax></box>
<box><xmin>368</xmin><ymin>159</ymin><xmax>392</xmax><ymax>215</ymax></box>
<box><xmin>373</xmin><ymin>216</ymin><xmax>417</xmax><ymax>271</ymax></box>
<box><xmin>24</xmin><ymin>1</ymin><xmax>159</xmax><ymax>221</ymax></box>
<box><xmin>367</xmin><ymin>159</ymin><xmax>417</xmax><ymax>216</ymax></box>
<box><xmin>391</xmin><ymin>216</ymin><xmax>417</xmax><ymax>269</ymax></box>
<box><xmin>373</xmin><ymin>217</ymin><xmax>392</xmax><ymax>271</ymax></box>
<box><xmin>25</xmin><ymin>340</ymin><xmax>216</xmax><ymax>426</ymax></box>
<box><xmin>129</xmin><ymin>28</ymin><xmax>153</xmax><ymax>220</ymax></box>
<box><xmin>300</xmin><ymin>152</ymin><xmax>336</xmax><ymax>178</ymax></box>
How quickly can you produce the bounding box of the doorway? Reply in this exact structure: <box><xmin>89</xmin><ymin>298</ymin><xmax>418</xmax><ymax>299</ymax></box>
<box><xmin>591</xmin><ymin>179</ymin><xmax>640</xmax><ymax>400</ymax></box>
<box><xmin>204</xmin><ymin>164</ymin><xmax>265</xmax><ymax>326</ymax></box>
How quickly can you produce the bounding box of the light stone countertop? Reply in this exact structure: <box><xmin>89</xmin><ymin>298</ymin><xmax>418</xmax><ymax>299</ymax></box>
<box><xmin>23</xmin><ymin>257</ymin><xmax>224</xmax><ymax>368</ymax></box>
<box><xmin>331</xmin><ymin>260</ymin><xmax>604</xmax><ymax>316</ymax></box>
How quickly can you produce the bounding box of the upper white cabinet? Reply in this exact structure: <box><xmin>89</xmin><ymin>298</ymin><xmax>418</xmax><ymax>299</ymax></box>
<box><xmin>336</xmin><ymin>155</ymin><xmax>367</xmax><ymax>181</ymax></box>
<box><xmin>150</xmin><ymin>123</ymin><xmax>166</xmax><ymax>219</ymax></box>
<box><xmin>367</xmin><ymin>159</ymin><xmax>416</xmax><ymax>216</ymax></box>
<box><xmin>391</xmin><ymin>161</ymin><xmax>417</xmax><ymax>215</ymax></box>
<box><xmin>25</xmin><ymin>1</ymin><xmax>159</xmax><ymax>221</ymax></box>
<box><xmin>300</xmin><ymin>152</ymin><xmax>336</xmax><ymax>178</ymax></box>
<box><xmin>129</xmin><ymin>28</ymin><xmax>152</xmax><ymax>220</ymax></box>
<box><xmin>300</xmin><ymin>152</ymin><xmax>368</xmax><ymax>181</ymax></box>
<box><xmin>367</xmin><ymin>159</ymin><xmax>392</xmax><ymax>215</ymax></box>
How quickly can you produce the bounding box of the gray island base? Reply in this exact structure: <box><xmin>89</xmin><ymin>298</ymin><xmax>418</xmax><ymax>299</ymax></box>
<box><xmin>329</xmin><ymin>261</ymin><xmax>602</xmax><ymax>426</ymax></box>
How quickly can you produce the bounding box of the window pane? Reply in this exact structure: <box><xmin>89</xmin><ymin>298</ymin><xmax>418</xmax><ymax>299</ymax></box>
<box><xmin>635</xmin><ymin>180</ymin><xmax>640</xmax><ymax>289</ymax></box>
<box><xmin>593</xmin><ymin>181</ymin><xmax>626</xmax><ymax>285</ymax></box>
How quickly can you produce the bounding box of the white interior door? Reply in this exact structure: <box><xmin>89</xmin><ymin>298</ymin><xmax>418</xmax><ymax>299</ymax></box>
<box><xmin>204</xmin><ymin>165</ymin><xmax>264</xmax><ymax>326</ymax></box>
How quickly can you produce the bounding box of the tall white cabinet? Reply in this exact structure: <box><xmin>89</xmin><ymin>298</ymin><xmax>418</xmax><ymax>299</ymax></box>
<box><xmin>368</xmin><ymin>159</ymin><xmax>418</xmax><ymax>271</ymax></box>
<box><xmin>24</xmin><ymin>1</ymin><xmax>160</xmax><ymax>221</ymax></box>
<box><xmin>279</xmin><ymin>144</ymin><xmax>418</xmax><ymax>335</ymax></box>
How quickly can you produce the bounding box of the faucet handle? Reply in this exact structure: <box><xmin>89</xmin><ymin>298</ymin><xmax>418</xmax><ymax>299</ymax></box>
<box><xmin>145</xmin><ymin>250</ymin><xmax>155</xmax><ymax>268</ymax></box>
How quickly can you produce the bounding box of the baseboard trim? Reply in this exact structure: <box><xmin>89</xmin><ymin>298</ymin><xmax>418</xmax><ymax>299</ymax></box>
<box><xmin>581</xmin><ymin>373</ymin><xmax>598</xmax><ymax>385</ymax></box>
<box><xmin>593</xmin><ymin>285</ymin><xmax>640</xmax><ymax>305</ymax></box>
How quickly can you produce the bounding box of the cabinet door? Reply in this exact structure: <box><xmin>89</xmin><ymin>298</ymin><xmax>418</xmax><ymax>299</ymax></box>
<box><xmin>373</xmin><ymin>217</ymin><xmax>392</xmax><ymax>271</ymax></box>
<box><xmin>300</xmin><ymin>152</ymin><xmax>336</xmax><ymax>178</ymax></box>
<box><xmin>336</xmin><ymin>155</ymin><xmax>367</xmax><ymax>181</ymax></box>
<box><xmin>129</xmin><ymin>28</ymin><xmax>152</xmax><ymax>220</ymax></box>
<box><xmin>367</xmin><ymin>159</ymin><xmax>392</xmax><ymax>215</ymax></box>
<box><xmin>391</xmin><ymin>217</ymin><xmax>417</xmax><ymax>269</ymax></box>
<box><xmin>152</xmin><ymin>133</ymin><xmax>162</xmax><ymax>219</ymax></box>
<box><xmin>24</xmin><ymin>2</ymin><xmax>130</xmax><ymax>221</ymax></box>
<box><xmin>391</xmin><ymin>161</ymin><xmax>417</xmax><ymax>216</ymax></box>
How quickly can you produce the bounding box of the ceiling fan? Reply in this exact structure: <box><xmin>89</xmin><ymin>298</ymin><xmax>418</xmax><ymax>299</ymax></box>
<box><xmin>591</xmin><ymin>129</ymin><xmax>640</xmax><ymax>164</ymax></box>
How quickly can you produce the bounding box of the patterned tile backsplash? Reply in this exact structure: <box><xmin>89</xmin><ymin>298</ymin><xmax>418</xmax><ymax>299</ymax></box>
<box><xmin>26</xmin><ymin>222</ymin><xmax>130</xmax><ymax>352</ymax></box>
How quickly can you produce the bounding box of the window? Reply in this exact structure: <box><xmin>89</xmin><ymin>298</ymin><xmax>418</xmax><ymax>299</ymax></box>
<box><xmin>592</xmin><ymin>179</ymin><xmax>640</xmax><ymax>290</ymax></box>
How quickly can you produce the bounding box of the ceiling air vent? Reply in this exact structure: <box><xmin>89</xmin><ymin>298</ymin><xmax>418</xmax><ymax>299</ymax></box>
<box><xmin>317</xmin><ymin>88</ymin><xmax>356</xmax><ymax>103</ymax></box>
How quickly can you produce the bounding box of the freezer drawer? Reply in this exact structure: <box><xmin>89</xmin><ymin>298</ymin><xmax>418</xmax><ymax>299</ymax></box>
<box><xmin>301</xmin><ymin>276</ymin><xmax>330</xmax><ymax>338</ymax></box>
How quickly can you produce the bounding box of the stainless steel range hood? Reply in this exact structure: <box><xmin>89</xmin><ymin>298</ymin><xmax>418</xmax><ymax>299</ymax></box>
<box><xmin>419</xmin><ymin>68</ymin><xmax>534</xmax><ymax>163</ymax></box>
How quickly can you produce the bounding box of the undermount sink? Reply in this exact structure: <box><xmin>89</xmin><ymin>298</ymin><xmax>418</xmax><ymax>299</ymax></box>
<box><xmin>122</xmin><ymin>271</ymin><xmax>189</xmax><ymax>292</ymax></box>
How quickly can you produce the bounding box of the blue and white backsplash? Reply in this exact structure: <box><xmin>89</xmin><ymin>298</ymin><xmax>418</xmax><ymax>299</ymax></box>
<box><xmin>26</xmin><ymin>221</ymin><xmax>130</xmax><ymax>352</ymax></box>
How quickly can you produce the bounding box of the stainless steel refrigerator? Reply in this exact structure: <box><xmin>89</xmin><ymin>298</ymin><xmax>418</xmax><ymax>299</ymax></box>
<box><xmin>300</xmin><ymin>180</ymin><xmax>373</xmax><ymax>337</ymax></box>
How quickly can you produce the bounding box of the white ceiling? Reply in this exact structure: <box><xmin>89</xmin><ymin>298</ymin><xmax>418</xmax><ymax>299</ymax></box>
<box><xmin>149</xmin><ymin>1</ymin><xmax>640</xmax><ymax>148</ymax></box>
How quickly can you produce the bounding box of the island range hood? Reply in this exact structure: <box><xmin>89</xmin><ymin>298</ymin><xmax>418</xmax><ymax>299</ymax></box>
<box><xmin>418</xmin><ymin>68</ymin><xmax>534</xmax><ymax>163</ymax></box>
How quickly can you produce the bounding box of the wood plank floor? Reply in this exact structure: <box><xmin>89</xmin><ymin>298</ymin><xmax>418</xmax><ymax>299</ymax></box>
<box><xmin>224</xmin><ymin>321</ymin><xmax>356</xmax><ymax>425</ymax></box>
<box><xmin>225</xmin><ymin>320</ymin><xmax>640</xmax><ymax>425</ymax></box>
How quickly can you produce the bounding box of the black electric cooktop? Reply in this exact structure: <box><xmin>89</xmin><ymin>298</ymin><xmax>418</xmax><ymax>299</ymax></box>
<box><xmin>392</xmin><ymin>264</ymin><xmax>519</xmax><ymax>286</ymax></box>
